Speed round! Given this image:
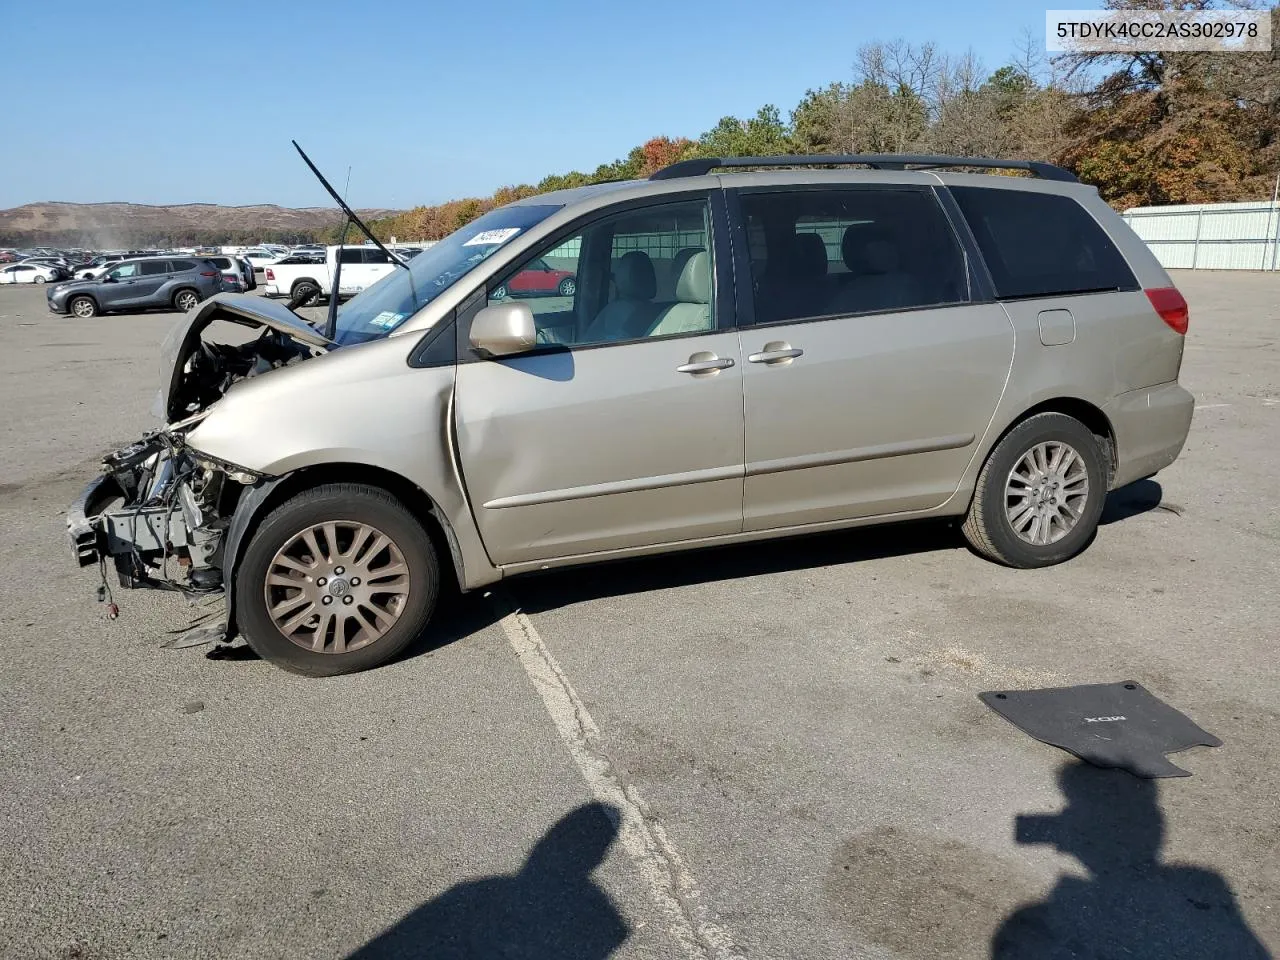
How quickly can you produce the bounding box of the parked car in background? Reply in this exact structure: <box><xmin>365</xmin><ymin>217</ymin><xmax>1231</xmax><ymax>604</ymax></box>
<box><xmin>491</xmin><ymin>256</ymin><xmax>577</xmax><ymax>299</ymax></box>
<box><xmin>203</xmin><ymin>255</ymin><xmax>254</xmax><ymax>292</ymax></box>
<box><xmin>74</xmin><ymin>255</ymin><xmax>128</xmax><ymax>280</ymax></box>
<box><xmin>47</xmin><ymin>256</ymin><xmax>223</xmax><ymax>317</ymax></box>
<box><xmin>0</xmin><ymin>261</ymin><xmax>61</xmax><ymax>284</ymax></box>
<box><xmin>263</xmin><ymin>245</ymin><xmax>399</xmax><ymax>304</ymax></box>
<box><xmin>241</xmin><ymin>249</ymin><xmax>282</xmax><ymax>273</ymax></box>
<box><xmin>237</xmin><ymin>256</ymin><xmax>257</xmax><ymax>290</ymax></box>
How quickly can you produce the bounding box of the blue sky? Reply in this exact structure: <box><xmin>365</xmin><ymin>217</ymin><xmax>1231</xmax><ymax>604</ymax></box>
<box><xmin>1</xmin><ymin>0</ymin><xmax>1060</xmax><ymax>209</ymax></box>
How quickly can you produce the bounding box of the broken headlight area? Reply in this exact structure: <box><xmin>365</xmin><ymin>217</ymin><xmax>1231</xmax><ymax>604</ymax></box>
<box><xmin>67</xmin><ymin>425</ymin><xmax>263</xmax><ymax>596</ymax></box>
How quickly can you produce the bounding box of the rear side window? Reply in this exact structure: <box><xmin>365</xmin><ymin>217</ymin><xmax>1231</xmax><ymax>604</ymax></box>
<box><xmin>950</xmin><ymin>187</ymin><xmax>1137</xmax><ymax>299</ymax></box>
<box><xmin>362</xmin><ymin>249</ymin><xmax>391</xmax><ymax>264</ymax></box>
<box><xmin>338</xmin><ymin>248</ymin><xmax>363</xmax><ymax>265</ymax></box>
<box><xmin>739</xmin><ymin>187</ymin><xmax>967</xmax><ymax>325</ymax></box>
<box><xmin>140</xmin><ymin>260</ymin><xmax>170</xmax><ymax>276</ymax></box>
<box><xmin>210</xmin><ymin>257</ymin><xmax>230</xmax><ymax>268</ymax></box>
<box><xmin>170</xmin><ymin>259</ymin><xmax>196</xmax><ymax>272</ymax></box>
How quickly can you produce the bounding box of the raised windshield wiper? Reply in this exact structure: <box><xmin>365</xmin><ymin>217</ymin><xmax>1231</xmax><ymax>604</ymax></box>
<box><xmin>292</xmin><ymin>140</ymin><xmax>410</xmax><ymax>272</ymax></box>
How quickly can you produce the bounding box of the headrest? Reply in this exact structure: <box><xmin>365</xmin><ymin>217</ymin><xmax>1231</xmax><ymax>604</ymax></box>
<box><xmin>671</xmin><ymin>246</ymin><xmax>704</xmax><ymax>280</ymax></box>
<box><xmin>613</xmin><ymin>251</ymin><xmax>656</xmax><ymax>300</ymax></box>
<box><xmin>674</xmin><ymin>250</ymin><xmax>711</xmax><ymax>304</ymax></box>
<box><xmin>792</xmin><ymin>233</ymin><xmax>829</xmax><ymax>279</ymax></box>
<box><xmin>842</xmin><ymin>225</ymin><xmax>899</xmax><ymax>275</ymax></box>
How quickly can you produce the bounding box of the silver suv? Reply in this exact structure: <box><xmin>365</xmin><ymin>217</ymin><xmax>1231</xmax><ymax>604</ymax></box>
<box><xmin>67</xmin><ymin>154</ymin><xmax>1194</xmax><ymax>675</ymax></box>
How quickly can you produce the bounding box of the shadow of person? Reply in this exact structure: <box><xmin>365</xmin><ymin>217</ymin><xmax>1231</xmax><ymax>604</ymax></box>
<box><xmin>992</xmin><ymin>763</ymin><xmax>1270</xmax><ymax>959</ymax></box>
<box><xmin>347</xmin><ymin>803</ymin><xmax>629</xmax><ymax>960</ymax></box>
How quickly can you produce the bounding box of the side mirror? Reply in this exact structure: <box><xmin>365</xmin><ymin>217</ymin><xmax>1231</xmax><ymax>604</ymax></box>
<box><xmin>469</xmin><ymin>301</ymin><xmax>537</xmax><ymax>357</ymax></box>
<box><xmin>102</xmin><ymin>275</ymin><xmax>115</xmax><ymax>283</ymax></box>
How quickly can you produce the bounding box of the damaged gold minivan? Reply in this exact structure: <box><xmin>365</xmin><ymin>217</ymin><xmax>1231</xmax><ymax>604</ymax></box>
<box><xmin>67</xmin><ymin>154</ymin><xmax>1194</xmax><ymax>675</ymax></box>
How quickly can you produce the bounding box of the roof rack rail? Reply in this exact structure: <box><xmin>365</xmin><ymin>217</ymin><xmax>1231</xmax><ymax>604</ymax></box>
<box><xmin>649</xmin><ymin>154</ymin><xmax>1078</xmax><ymax>183</ymax></box>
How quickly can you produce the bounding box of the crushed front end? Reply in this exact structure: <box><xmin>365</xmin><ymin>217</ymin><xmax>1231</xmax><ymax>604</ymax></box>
<box><xmin>67</xmin><ymin>416</ymin><xmax>263</xmax><ymax>599</ymax></box>
<box><xmin>65</xmin><ymin>293</ymin><xmax>331</xmax><ymax>634</ymax></box>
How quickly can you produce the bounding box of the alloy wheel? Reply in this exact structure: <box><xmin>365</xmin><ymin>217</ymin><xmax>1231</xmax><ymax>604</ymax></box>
<box><xmin>264</xmin><ymin>521</ymin><xmax>411</xmax><ymax>654</ymax></box>
<box><xmin>1004</xmin><ymin>441</ymin><xmax>1090</xmax><ymax>546</ymax></box>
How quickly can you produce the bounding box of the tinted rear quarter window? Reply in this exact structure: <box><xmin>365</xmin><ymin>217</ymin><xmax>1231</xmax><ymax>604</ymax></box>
<box><xmin>338</xmin><ymin>248</ymin><xmax>363</xmax><ymax>265</ymax></box>
<box><xmin>140</xmin><ymin>260</ymin><xmax>170</xmax><ymax>276</ymax></box>
<box><xmin>170</xmin><ymin>259</ymin><xmax>196</xmax><ymax>272</ymax></box>
<box><xmin>950</xmin><ymin>187</ymin><xmax>1137</xmax><ymax>299</ymax></box>
<box><xmin>362</xmin><ymin>249</ymin><xmax>391</xmax><ymax>264</ymax></box>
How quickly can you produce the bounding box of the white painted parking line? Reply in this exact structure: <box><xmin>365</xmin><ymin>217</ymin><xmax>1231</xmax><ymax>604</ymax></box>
<box><xmin>492</xmin><ymin>594</ymin><xmax>743</xmax><ymax>960</ymax></box>
<box><xmin>1195</xmin><ymin>403</ymin><xmax>1231</xmax><ymax>410</ymax></box>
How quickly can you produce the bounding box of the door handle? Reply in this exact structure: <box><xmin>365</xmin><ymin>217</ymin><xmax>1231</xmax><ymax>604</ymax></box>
<box><xmin>676</xmin><ymin>352</ymin><xmax>735</xmax><ymax>375</ymax></box>
<box><xmin>748</xmin><ymin>341</ymin><xmax>804</xmax><ymax>364</ymax></box>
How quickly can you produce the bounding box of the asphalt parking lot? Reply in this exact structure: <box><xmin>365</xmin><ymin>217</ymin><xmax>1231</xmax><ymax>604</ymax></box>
<box><xmin>1</xmin><ymin>272</ymin><xmax>1277</xmax><ymax>959</ymax></box>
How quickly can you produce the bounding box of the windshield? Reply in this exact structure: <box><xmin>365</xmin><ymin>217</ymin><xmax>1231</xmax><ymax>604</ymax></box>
<box><xmin>331</xmin><ymin>203</ymin><xmax>562</xmax><ymax>346</ymax></box>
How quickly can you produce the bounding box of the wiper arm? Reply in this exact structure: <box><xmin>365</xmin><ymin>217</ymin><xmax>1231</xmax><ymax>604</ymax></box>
<box><xmin>292</xmin><ymin>140</ymin><xmax>410</xmax><ymax>271</ymax></box>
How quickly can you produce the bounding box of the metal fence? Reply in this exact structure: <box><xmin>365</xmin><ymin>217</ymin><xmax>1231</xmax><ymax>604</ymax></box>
<box><xmin>1121</xmin><ymin>200</ymin><xmax>1280</xmax><ymax>271</ymax></box>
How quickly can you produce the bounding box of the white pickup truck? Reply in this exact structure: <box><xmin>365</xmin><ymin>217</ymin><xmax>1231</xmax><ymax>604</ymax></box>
<box><xmin>263</xmin><ymin>246</ymin><xmax>401</xmax><ymax>305</ymax></box>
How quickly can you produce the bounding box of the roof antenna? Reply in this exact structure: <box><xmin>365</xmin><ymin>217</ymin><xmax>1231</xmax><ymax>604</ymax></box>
<box><xmin>323</xmin><ymin>166</ymin><xmax>352</xmax><ymax>341</ymax></box>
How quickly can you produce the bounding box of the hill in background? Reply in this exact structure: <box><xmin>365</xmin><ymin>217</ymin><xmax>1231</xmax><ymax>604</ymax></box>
<box><xmin>0</xmin><ymin>201</ymin><xmax>404</xmax><ymax>248</ymax></box>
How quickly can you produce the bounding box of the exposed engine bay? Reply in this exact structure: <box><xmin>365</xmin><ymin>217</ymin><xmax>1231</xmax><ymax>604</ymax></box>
<box><xmin>67</xmin><ymin>294</ymin><xmax>334</xmax><ymax>625</ymax></box>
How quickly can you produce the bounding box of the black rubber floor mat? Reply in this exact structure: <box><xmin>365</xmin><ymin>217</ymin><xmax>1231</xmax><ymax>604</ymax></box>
<box><xmin>979</xmin><ymin>681</ymin><xmax>1221</xmax><ymax>778</ymax></box>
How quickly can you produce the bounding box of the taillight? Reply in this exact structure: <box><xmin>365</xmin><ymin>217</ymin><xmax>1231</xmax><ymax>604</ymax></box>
<box><xmin>265</xmin><ymin>268</ymin><xmax>275</xmax><ymax>280</ymax></box>
<box><xmin>200</xmin><ymin>270</ymin><xmax>219</xmax><ymax>277</ymax></box>
<box><xmin>1145</xmin><ymin>287</ymin><xmax>1188</xmax><ymax>335</ymax></box>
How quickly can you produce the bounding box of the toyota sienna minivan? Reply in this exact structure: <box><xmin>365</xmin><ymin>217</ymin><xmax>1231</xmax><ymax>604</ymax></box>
<box><xmin>67</xmin><ymin>154</ymin><xmax>1194</xmax><ymax>675</ymax></box>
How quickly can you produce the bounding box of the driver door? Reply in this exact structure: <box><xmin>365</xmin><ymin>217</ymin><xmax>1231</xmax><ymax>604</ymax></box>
<box><xmin>100</xmin><ymin>261</ymin><xmax>142</xmax><ymax>307</ymax></box>
<box><xmin>454</xmin><ymin>192</ymin><xmax>746</xmax><ymax>566</ymax></box>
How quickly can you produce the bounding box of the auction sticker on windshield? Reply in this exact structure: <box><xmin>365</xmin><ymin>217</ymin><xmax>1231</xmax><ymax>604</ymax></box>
<box><xmin>464</xmin><ymin>228</ymin><xmax>522</xmax><ymax>246</ymax></box>
<box><xmin>369</xmin><ymin>311</ymin><xmax>406</xmax><ymax>328</ymax></box>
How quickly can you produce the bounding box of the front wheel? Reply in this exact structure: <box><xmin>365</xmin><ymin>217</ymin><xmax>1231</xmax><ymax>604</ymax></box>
<box><xmin>962</xmin><ymin>412</ymin><xmax>1107</xmax><ymax>568</ymax></box>
<box><xmin>235</xmin><ymin>483</ymin><xmax>440</xmax><ymax>676</ymax></box>
<box><xmin>69</xmin><ymin>296</ymin><xmax>98</xmax><ymax>318</ymax></box>
<box><xmin>173</xmin><ymin>289</ymin><xmax>199</xmax><ymax>312</ymax></box>
<box><xmin>557</xmin><ymin>277</ymin><xmax>576</xmax><ymax>297</ymax></box>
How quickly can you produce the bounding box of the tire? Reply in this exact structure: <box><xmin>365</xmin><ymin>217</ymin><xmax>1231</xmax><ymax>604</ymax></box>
<box><xmin>961</xmin><ymin>412</ymin><xmax>1107</xmax><ymax>568</ymax></box>
<box><xmin>235</xmin><ymin>483</ymin><xmax>440</xmax><ymax>676</ymax></box>
<box><xmin>34</xmin><ymin>276</ymin><xmax>46</xmax><ymax>284</ymax></box>
<box><xmin>492</xmin><ymin>284</ymin><xmax>508</xmax><ymax>300</ymax></box>
<box><xmin>69</xmin><ymin>296</ymin><xmax>98</xmax><ymax>319</ymax></box>
<box><xmin>173</xmin><ymin>288</ymin><xmax>200</xmax><ymax>312</ymax></box>
<box><xmin>557</xmin><ymin>276</ymin><xmax>576</xmax><ymax>297</ymax></box>
<box><xmin>292</xmin><ymin>280</ymin><xmax>321</xmax><ymax>306</ymax></box>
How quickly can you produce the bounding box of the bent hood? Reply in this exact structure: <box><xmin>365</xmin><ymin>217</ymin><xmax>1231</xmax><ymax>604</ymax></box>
<box><xmin>153</xmin><ymin>293</ymin><xmax>334</xmax><ymax>421</ymax></box>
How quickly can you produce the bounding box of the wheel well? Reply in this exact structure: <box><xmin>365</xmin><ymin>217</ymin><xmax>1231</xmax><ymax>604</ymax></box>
<box><xmin>236</xmin><ymin>463</ymin><xmax>464</xmax><ymax>591</ymax></box>
<box><xmin>172</xmin><ymin>286</ymin><xmax>198</xmax><ymax>303</ymax></box>
<box><xmin>999</xmin><ymin>398</ymin><xmax>1117</xmax><ymax>484</ymax></box>
<box><xmin>291</xmin><ymin>278</ymin><xmax>319</xmax><ymax>293</ymax></box>
<box><xmin>68</xmin><ymin>292</ymin><xmax>98</xmax><ymax>308</ymax></box>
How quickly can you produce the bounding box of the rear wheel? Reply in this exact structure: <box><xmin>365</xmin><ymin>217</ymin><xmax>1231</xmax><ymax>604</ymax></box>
<box><xmin>69</xmin><ymin>296</ymin><xmax>97</xmax><ymax>318</ymax></box>
<box><xmin>34</xmin><ymin>276</ymin><xmax>46</xmax><ymax>284</ymax></box>
<box><xmin>235</xmin><ymin>483</ymin><xmax>440</xmax><ymax>676</ymax></box>
<box><xmin>962</xmin><ymin>412</ymin><xmax>1107</xmax><ymax>568</ymax></box>
<box><xmin>292</xmin><ymin>280</ymin><xmax>321</xmax><ymax>306</ymax></box>
<box><xmin>557</xmin><ymin>277</ymin><xmax>576</xmax><ymax>297</ymax></box>
<box><xmin>173</xmin><ymin>288</ymin><xmax>199</xmax><ymax>312</ymax></box>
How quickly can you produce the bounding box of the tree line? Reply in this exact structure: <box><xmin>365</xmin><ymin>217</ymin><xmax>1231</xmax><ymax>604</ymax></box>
<box><xmin>357</xmin><ymin>0</ymin><xmax>1279</xmax><ymax>243</ymax></box>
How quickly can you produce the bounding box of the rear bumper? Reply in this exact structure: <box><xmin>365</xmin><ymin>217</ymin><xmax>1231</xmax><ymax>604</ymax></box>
<box><xmin>1104</xmin><ymin>382</ymin><xmax>1195</xmax><ymax>488</ymax></box>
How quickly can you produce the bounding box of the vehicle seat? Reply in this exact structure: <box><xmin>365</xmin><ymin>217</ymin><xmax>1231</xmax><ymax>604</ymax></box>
<box><xmin>648</xmin><ymin>250</ymin><xmax>713</xmax><ymax>336</ymax></box>
<box><xmin>827</xmin><ymin>225</ymin><xmax>914</xmax><ymax>314</ymax></box>
<box><xmin>585</xmin><ymin>251</ymin><xmax>658</xmax><ymax>342</ymax></box>
<box><xmin>756</xmin><ymin>232</ymin><xmax>829</xmax><ymax>323</ymax></box>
